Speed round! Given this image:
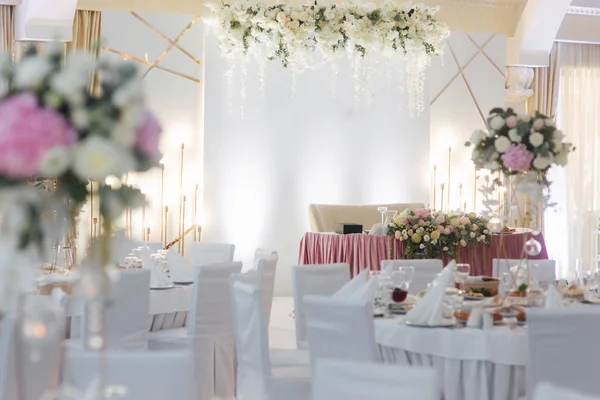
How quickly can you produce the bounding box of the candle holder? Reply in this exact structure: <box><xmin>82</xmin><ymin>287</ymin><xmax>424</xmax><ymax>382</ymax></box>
<box><xmin>182</xmin><ymin>195</ymin><xmax>187</xmax><ymax>256</ymax></box>
<box><xmin>146</xmin><ymin>227</ymin><xmax>151</xmax><ymax>242</ymax></box>
<box><xmin>160</xmin><ymin>162</ymin><xmax>165</xmax><ymax>243</ymax></box>
<box><xmin>163</xmin><ymin>206</ymin><xmax>169</xmax><ymax>248</ymax></box>
<box><xmin>432</xmin><ymin>165</ymin><xmax>437</xmax><ymax>211</ymax></box>
<box><xmin>178</xmin><ymin>144</ymin><xmax>185</xmax><ymax>253</ymax></box>
<box><xmin>447</xmin><ymin>147</ymin><xmax>451</xmax><ymax>212</ymax></box>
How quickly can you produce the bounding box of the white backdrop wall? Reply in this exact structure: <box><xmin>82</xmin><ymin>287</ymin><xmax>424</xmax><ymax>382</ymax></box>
<box><xmin>203</xmin><ymin>37</ymin><xmax>430</xmax><ymax>295</ymax></box>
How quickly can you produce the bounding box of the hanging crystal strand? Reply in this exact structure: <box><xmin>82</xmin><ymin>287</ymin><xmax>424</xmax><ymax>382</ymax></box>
<box><xmin>351</xmin><ymin>54</ymin><xmax>362</xmax><ymax>110</ymax></box>
<box><xmin>363</xmin><ymin>54</ymin><xmax>376</xmax><ymax>108</ymax></box>
<box><xmin>225</xmin><ymin>56</ymin><xmax>235</xmax><ymax>114</ymax></box>
<box><xmin>396</xmin><ymin>56</ymin><xmax>406</xmax><ymax>112</ymax></box>
<box><xmin>257</xmin><ymin>58</ymin><xmax>266</xmax><ymax>98</ymax></box>
<box><xmin>330</xmin><ymin>60</ymin><xmax>338</xmax><ymax>99</ymax></box>
<box><xmin>385</xmin><ymin>57</ymin><xmax>392</xmax><ymax>94</ymax></box>
<box><xmin>239</xmin><ymin>56</ymin><xmax>248</xmax><ymax>119</ymax></box>
<box><xmin>290</xmin><ymin>61</ymin><xmax>298</xmax><ymax>99</ymax></box>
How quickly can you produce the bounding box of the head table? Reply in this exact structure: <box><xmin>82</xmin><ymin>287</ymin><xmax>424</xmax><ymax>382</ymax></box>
<box><xmin>298</xmin><ymin>231</ymin><xmax>548</xmax><ymax>276</ymax></box>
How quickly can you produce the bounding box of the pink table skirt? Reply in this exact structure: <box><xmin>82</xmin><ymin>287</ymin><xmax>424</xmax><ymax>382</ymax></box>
<box><xmin>298</xmin><ymin>232</ymin><xmax>548</xmax><ymax>277</ymax></box>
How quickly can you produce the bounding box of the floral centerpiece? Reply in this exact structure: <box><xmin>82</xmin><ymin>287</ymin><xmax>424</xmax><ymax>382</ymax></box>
<box><xmin>466</xmin><ymin>107</ymin><xmax>573</xmax><ymax>198</ymax></box>
<box><xmin>387</xmin><ymin>208</ymin><xmax>491</xmax><ymax>259</ymax></box>
<box><xmin>0</xmin><ymin>45</ymin><xmax>161</xmax><ymax>257</ymax></box>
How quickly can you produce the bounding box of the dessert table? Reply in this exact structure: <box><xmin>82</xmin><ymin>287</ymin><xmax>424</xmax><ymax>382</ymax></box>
<box><xmin>298</xmin><ymin>231</ymin><xmax>548</xmax><ymax>276</ymax></box>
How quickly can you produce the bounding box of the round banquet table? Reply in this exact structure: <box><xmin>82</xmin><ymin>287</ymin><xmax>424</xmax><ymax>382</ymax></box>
<box><xmin>375</xmin><ymin>313</ymin><xmax>527</xmax><ymax>400</ymax></box>
<box><xmin>67</xmin><ymin>285</ymin><xmax>193</xmax><ymax>337</ymax></box>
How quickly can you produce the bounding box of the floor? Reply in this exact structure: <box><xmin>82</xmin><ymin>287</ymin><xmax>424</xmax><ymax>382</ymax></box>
<box><xmin>269</xmin><ymin>296</ymin><xmax>296</xmax><ymax>349</ymax></box>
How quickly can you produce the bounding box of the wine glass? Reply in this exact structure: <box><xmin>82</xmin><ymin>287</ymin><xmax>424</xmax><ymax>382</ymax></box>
<box><xmin>377</xmin><ymin>206</ymin><xmax>388</xmax><ymax>226</ymax></box>
<box><xmin>454</xmin><ymin>263</ymin><xmax>471</xmax><ymax>293</ymax></box>
<box><xmin>398</xmin><ymin>266</ymin><xmax>415</xmax><ymax>290</ymax></box>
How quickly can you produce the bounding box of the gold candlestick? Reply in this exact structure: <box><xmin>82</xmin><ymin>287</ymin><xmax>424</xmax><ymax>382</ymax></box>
<box><xmin>440</xmin><ymin>183</ymin><xmax>445</xmax><ymax>212</ymax></box>
<box><xmin>458</xmin><ymin>183</ymin><xmax>463</xmax><ymax>212</ymax></box>
<box><xmin>473</xmin><ymin>164</ymin><xmax>477</xmax><ymax>212</ymax></box>
<box><xmin>93</xmin><ymin>217</ymin><xmax>98</xmax><ymax>240</ymax></box>
<box><xmin>182</xmin><ymin>195</ymin><xmax>187</xmax><ymax>256</ymax></box>
<box><xmin>160</xmin><ymin>161</ymin><xmax>165</xmax><ymax>243</ymax></box>
<box><xmin>141</xmin><ymin>202</ymin><xmax>146</xmax><ymax>241</ymax></box>
<box><xmin>163</xmin><ymin>206</ymin><xmax>169</xmax><ymax>248</ymax></box>
<box><xmin>146</xmin><ymin>227</ymin><xmax>151</xmax><ymax>242</ymax></box>
<box><xmin>197</xmin><ymin>225</ymin><xmax>202</xmax><ymax>243</ymax></box>
<box><xmin>432</xmin><ymin>165</ymin><xmax>437</xmax><ymax>210</ymax></box>
<box><xmin>193</xmin><ymin>184</ymin><xmax>198</xmax><ymax>242</ymax></box>
<box><xmin>89</xmin><ymin>181</ymin><xmax>94</xmax><ymax>239</ymax></box>
<box><xmin>178</xmin><ymin>144</ymin><xmax>184</xmax><ymax>253</ymax></box>
<box><xmin>447</xmin><ymin>147</ymin><xmax>451</xmax><ymax>212</ymax></box>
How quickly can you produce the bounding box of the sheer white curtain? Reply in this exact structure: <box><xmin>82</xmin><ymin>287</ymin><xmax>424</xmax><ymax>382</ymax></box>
<box><xmin>548</xmin><ymin>43</ymin><xmax>600</xmax><ymax>278</ymax></box>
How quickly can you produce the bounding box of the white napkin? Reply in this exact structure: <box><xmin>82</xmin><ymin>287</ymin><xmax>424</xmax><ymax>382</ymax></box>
<box><xmin>545</xmin><ymin>285</ymin><xmax>565</xmax><ymax>308</ymax></box>
<box><xmin>334</xmin><ymin>269</ymin><xmax>369</xmax><ymax>298</ymax></box>
<box><xmin>140</xmin><ymin>247</ymin><xmax>154</xmax><ymax>269</ymax></box>
<box><xmin>466</xmin><ymin>307</ymin><xmax>483</xmax><ymax>328</ymax></box>
<box><xmin>37</xmin><ymin>272</ymin><xmax>77</xmax><ymax>286</ymax></box>
<box><xmin>150</xmin><ymin>265</ymin><xmax>173</xmax><ymax>288</ymax></box>
<box><xmin>405</xmin><ymin>260</ymin><xmax>456</xmax><ymax>326</ymax></box>
<box><xmin>349</xmin><ymin>276</ymin><xmax>378</xmax><ymax>302</ymax></box>
<box><xmin>167</xmin><ymin>248</ymin><xmax>195</xmax><ymax>283</ymax></box>
<box><xmin>50</xmin><ymin>287</ymin><xmax>68</xmax><ymax>309</ymax></box>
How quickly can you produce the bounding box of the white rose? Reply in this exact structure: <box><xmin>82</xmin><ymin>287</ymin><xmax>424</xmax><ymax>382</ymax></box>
<box><xmin>518</xmin><ymin>113</ymin><xmax>531</xmax><ymax>123</ymax></box>
<box><xmin>469</xmin><ymin>232</ymin><xmax>476</xmax><ymax>238</ymax></box>
<box><xmin>276</xmin><ymin>11</ymin><xmax>288</xmax><ymax>24</ymax></box>
<box><xmin>545</xmin><ymin>118</ymin><xmax>556</xmax><ymax>127</ymax></box>
<box><xmin>491</xmin><ymin>152</ymin><xmax>500</xmax><ymax>160</ymax></box>
<box><xmin>43</xmin><ymin>92</ymin><xmax>62</xmax><ymax>109</ymax></box>
<box><xmin>533</xmin><ymin>155</ymin><xmax>553</xmax><ymax>170</ymax></box>
<box><xmin>489</xmin><ymin>115</ymin><xmax>505</xmax><ymax>130</ymax></box>
<box><xmin>555</xmin><ymin>150</ymin><xmax>568</xmax><ymax>166</ymax></box>
<box><xmin>423</xmin><ymin>235</ymin><xmax>430</xmax><ymax>242</ymax></box>
<box><xmin>14</xmin><ymin>57</ymin><xmax>52</xmax><ymax>89</ymax></box>
<box><xmin>110</xmin><ymin>122</ymin><xmax>136</xmax><ymax>148</ymax></box>
<box><xmin>419</xmin><ymin>244</ymin><xmax>425</xmax><ymax>249</ymax></box>
<box><xmin>470</xmin><ymin>129</ymin><xmax>486</xmax><ymax>145</ymax></box>
<box><xmin>553</xmin><ymin>130</ymin><xmax>565</xmax><ymax>142</ymax></box>
<box><xmin>442</xmin><ymin>247</ymin><xmax>449</xmax><ymax>251</ymax></box>
<box><xmin>71</xmin><ymin>108</ymin><xmax>90</xmax><ymax>130</ymax></box>
<box><xmin>289</xmin><ymin>20</ymin><xmax>300</xmax><ymax>30</ymax></box>
<box><xmin>484</xmin><ymin>161</ymin><xmax>501</xmax><ymax>170</ymax></box>
<box><xmin>73</xmin><ymin>136</ymin><xmax>134</xmax><ymax>180</ymax></box>
<box><xmin>494</xmin><ymin>136</ymin><xmax>511</xmax><ymax>153</ymax></box>
<box><xmin>299</xmin><ymin>12</ymin><xmax>309</xmax><ymax>21</ymax></box>
<box><xmin>529</xmin><ymin>132</ymin><xmax>544</xmax><ymax>148</ymax></box>
<box><xmin>508</xmin><ymin>128</ymin><xmax>521</xmax><ymax>143</ymax></box>
<box><xmin>290</xmin><ymin>11</ymin><xmax>301</xmax><ymax>20</ymax></box>
<box><xmin>324</xmin><ymin>9</ymin><xmax>335</xmax><ymax>20</ymax></box>
<box><xmin>40</xmin><ymin>146</ymin><xmax>71</xmax><ymax>178</ymax></box>
<box><xmin>112</xmin><ymin>82</ymin><xmax>144</xmax><ymax>108</ymax></box>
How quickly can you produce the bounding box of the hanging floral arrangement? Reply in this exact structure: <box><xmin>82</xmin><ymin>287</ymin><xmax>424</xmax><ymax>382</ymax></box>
<box><xmin>205</xmin><ymin>1</ymin><xmax>449</xmax><ymax>115</ymax></box>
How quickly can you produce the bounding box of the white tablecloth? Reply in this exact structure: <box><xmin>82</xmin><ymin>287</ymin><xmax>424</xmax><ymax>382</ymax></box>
<box><xmin>374</xmin><ymin>315</ymin><xmax>527</xmax><ymax>400</ymax></box>
<box><xmin>67</xmin><ymin>285</ymin><xmax>193</xmax><ymax>334</ymax></box>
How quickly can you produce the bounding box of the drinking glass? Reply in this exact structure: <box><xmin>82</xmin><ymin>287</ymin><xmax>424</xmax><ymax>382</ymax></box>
<box><xmin>500</xmin><ymin>272</ymin><xmax>512</xmax><ymax>296</ymax></box>
<box><xmin>454</xmin><ymin>263</ymin><xmax>471</xmax><ymax>292</ymax></box>
<box><xmin>398</xmin><ymin>266</ymin><xmax>415</xmax><ymax>290</ymax></box>
<box><xmin>377</xmin><ymin>206</ymin><xmax>388</xmax><ymax>226</ymax></box>
<box><xmin>374</xmin><ymin>273</ymin><xmax>393</xmax><ymax>315</ymax></box>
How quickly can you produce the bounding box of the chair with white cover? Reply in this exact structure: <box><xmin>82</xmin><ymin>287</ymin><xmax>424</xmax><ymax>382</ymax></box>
<box><xmin>190</xmin><ymin>243</ymin><xmax>235</xmax><ymax>266</ymax></box>
<box><xmin>255</xmin><ymin>253</ymin><xmax>278</xmax><ymax>329</ymax></box>
<box><xmin>254</xmin><ymin>248</ymin><xmax>277</xmax><ymax>264</ymax></box>
<box><xmin>73</xmin><ymin>269</ymin><xmax>150</xmax><ymax>350</ymax></box>
<box><xmin>303</xmin><ymin>295</ymin><xmax>379</xmax><ymax>369</ymax></box>
<box><xmin>62</xmin><ymin>349</ymin><xmax>192</xmax><ymax>400</ymax></box>
<box><xmin>291</xmin><ymin>263</ymin><xmax>350</xmax><ymax>349</ymax></box>
<box><xmin>312</xmin><ymin>358</ymin><xmax>438</xmax><ymax>400</ymax></box>
<box><xmin>493</xmin><ymin>259</ymin><xmax>556</xmax><ymax>286</ymax></box>
<box><xmin>229</xmin><ymin>276</ymin><xmax>311</xmax><ymax>400</ymax></box>
<box><xmin>533</xmin><ymin>382</ymin><xmax>600</xmax><ymax>400</ymax></box>
<box><xmin>333</xmin><ymin>268</ymin><xmax>369</xmax><ymax>298</ymax></box>
<box><xmin>380</xmin><ymin>259</ymin><xmax>443</xmax><ymax>295</ymax></box>
<box><xmin>148</xmin><ymin>262</ymin><xmax>242</xmax><ymax>400</ymax></box>
<box><xmin>527</xmin><ymin>308</ymin><xmax>600</xmax><ymax>398</ymax></box>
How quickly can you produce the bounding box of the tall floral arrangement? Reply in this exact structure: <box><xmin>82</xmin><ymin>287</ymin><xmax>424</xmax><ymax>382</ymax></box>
<box><xmin>466</xmin><ymin>108</ymin><xmax>573</xmax><ymax>196</ymax></box>
<box><xmin>0</xmin><ymin>44</ymin><xmax>162</xmax><ymax>254</ymax></box>
<box><xmin>387</xmin><ymin>208</ymin><xmax>491</xmax><ymax>258</ymax></box>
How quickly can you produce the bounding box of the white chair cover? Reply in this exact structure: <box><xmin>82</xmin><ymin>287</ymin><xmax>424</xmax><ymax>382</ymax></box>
<box><xmin>256</xmin><ymin>254</ymin><xmax>278</xmax><ymax>329</ymax></box>
<box><xmin>349</xmin><ymin>276</ymin><xmax>378</xmax><ymax>302</ymax></box>
<box><xmin>229</xmin><ymin>278</ymin><xmax>272</xmax><ymax>400</ymax></box>
<box><xmin>190</xmin><ymin>243</ymin><xmax>235</xmax><ymax>266</ymax></box>
<box><xmin>62</xmin><ymin>349</ymin><xmax>192</xmax><ymax>400</ymax></box>
<box><xmin>303</xmin><ymin>296</ymin><xmax>379</xmax><ymax>369</ymax></box>
<box><xmin>380</xmin><ymin>259</ymin><xmax>443</xmax><ymax>295</ymax></box>
<box><xmin>312</xmin><ymin>358</ymin><xmax>438</xmax><ymax>400</ymax></box>
<box><xmin>527</xmin><ymin>308</ymin><xmax>600</xmax><ymax>398</ymax></box>
<box><xmin>149</xmin><ymin>262</ymin><xmax>242</xmax><ymax>400</ymax></box>
<box><xmin>254</xmin><ymin>248</ymin><xmax>277</xmax><ymax>264</ymax></box>
<box><xmin>334</xmin><ymin>268</ymin><xmax>369</xmax><ymax>298</ymax></box>
<box><xmin>0</xmin><ymin>317</ymin><xmax>15</xmax><ymax>399</ymax></box>
<box><xmin>291</xmin><ymin>263</ymin><xmax>350</xmax><ymax>349</ymax></box>
<box><xmin>533</xmin><ymin>382</ymin><xmax>600</xmax><ymax>400</ymax></box>
<box><xmin>81</xmin><ymin>269</ymin><xmax>150</xmax><ymax>350</ymax></box>
<box><xmin>493</xmin><ymin>259</ymin><xmax>556</xmax><ymax>285</ymax></box>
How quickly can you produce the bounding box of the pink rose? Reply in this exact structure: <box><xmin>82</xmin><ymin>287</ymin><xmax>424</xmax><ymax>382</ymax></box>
<box><xmin>444</xmin><ymin>227</ymin><xmax>451</xmax><ymax>235</ymax></box>
<box><xmin>502</xmin><ymin>144</ymin><xmax>534</xmax><ymax>171</ymax></box>
<box><xmin>532</xmin><ymin>118</ymin><xmax>544</xmax><ymax>131</ymax></box>
<box><xmin>394</xmin><ymin>230</ymin><xmax>401</xmax><ymax>239</ymax></box>
<box><xmin>413</xmin><ymin>224</ymin><xmax>419</xmax><ymax>230</ymax></box>
<box><xmin>506</xmin><ymin>115</ymin><xmax>518</xmax><ymax>128</ymax></box>
<box><xmin>407</xmin><ymin>229</ymin><xmax>413</xmax><ymax>236</ymax></box>
<box><xmin>135</xmin><ymin>109</ymin><xmax>162</xmax><ymax>162</ymax></box>
<box><xmin>460</xmin><ymin>239</ymin><xmax>467</xmax><ymax>247</ymax></box>
<box><xmin>472</xmin><ymin>224</ymin><xmax>478</xmax><ymax>231</ymax></box>
<box><xmin>459</xmin><ymin>216</ymin><xmax>470</xmax><ymax>225</ymax></box>
<box><xmin>437</xmin><ymin>225</ymin><xmax>445</xmax><ymax>233</ymax></box>
<box><xmin>414</xmin><ymin>208</ymin><xmax>431</xmax><ymax>219</ymax></box>
<box><xmin>436</xmin><ymin>215</ymin><xmax>445</xmax><ymax>224</ymax></box>
<box><xmin>418</xmin><ymin>219</ymin><xmax>425</xmax><ymax>226</ymax></box>
<box><xmin>0</xmin><ymin>93</ymin><xmax>76</xmax><ymax>178</ymax></box>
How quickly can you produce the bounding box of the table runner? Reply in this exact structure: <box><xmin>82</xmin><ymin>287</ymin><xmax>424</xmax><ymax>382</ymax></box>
<box><xmin>298</xmin><ymin>232</ymin><xmax>548</xmax><ymax>276</ymax></box>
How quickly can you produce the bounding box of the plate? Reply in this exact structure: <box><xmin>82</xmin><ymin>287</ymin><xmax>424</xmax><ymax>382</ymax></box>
<box><xmin>465</xmin><ymin>295</ymin><xmax>485</xmax><ymax>301</ymax></box>
<box><xmin>150</xmin><ymin>284</ymin><xmax>175</xmax><ymax>290</ymax></box>
<box><xmin>173</xmin><ymin>281</ymin><xmax>193</xmax><ymax>286</ymax></box>
<box><xmin>581</xmin><ymin>298</ymin><xmax>600</xmax><ymax>305</ymax></box>
<box><xmin>515</xmin><ymin>321</ymin><xmax>527</xmax><ymax>326</ymax></box>
<box><xmin>500</xmin><ymin>312</ymin><xmax>516</xmax><ymax>318</ymax></box>
<box><xmin>405</xmin><ymin>320</ymin><xmax>455</xmax><ymax>328</ymax></box>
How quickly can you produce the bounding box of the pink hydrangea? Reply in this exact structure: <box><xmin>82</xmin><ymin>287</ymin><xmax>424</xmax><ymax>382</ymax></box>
<box><xmin>414</xmin><ymin>208</ymin><xmax>431</xmax><ymax>219</ymax></box>
<box><xmin>135</xmin><ymin>109</ymin><xmax>162</xmax><ymax>162</ymax></box>
<box><xmin>0</xmin><ymin>93</ymin><xmax>76</xmax><ymax>178</ymax></box>
<box><xmin>501</xmin><ymin>144</ymin><xmax>534</xmax><ymax>171</ymax></box>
